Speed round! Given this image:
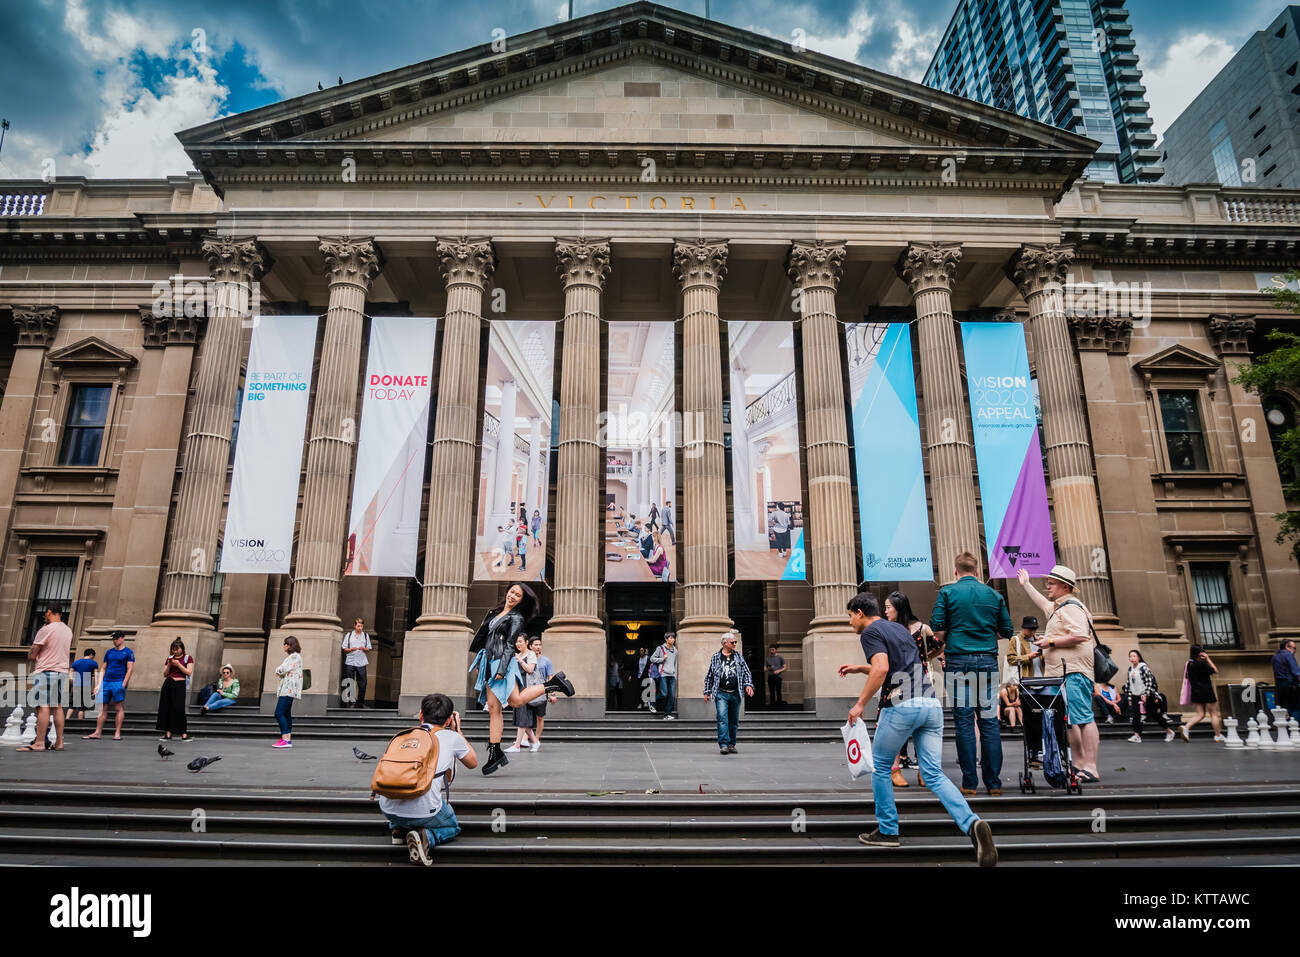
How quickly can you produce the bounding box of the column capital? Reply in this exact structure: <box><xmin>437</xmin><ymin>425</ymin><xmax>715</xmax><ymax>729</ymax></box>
<box><xmin>898</xmin><ymin>242</ymin><xmax>961</xmax><ymax>295</ymax></box>
<box><xmin>139</xmin><ymin>308</ymin><xmax>205</xmax><ymax>349</ymax></box>
<box><xmin>11</xmin><ymin>305</ymin><xmax>60</xmax><ymax>348</ymax></box>
<box><xmin>319</xmin><ymin>237</ymin><xmax>381</xmax><ymax>289</ymax></box>
<box><xmin>673</xmin><ymin>238</ymin><xmax>729</xmax><ymax>291</ymax></box>
<box><xmin>201</xmin><ymin>236</ymin><xmax>269</xmax><ymax>283</ymax></box>
<box><xmin>555</xmin><ymin>237</ymin><xmax>611</xmax><ymax>289</ymax></box>
<box><xmin>1209</xmin><ymin>314</ymin><xmax>1256</xmax><ymax>357</ymax></box>
<box><xmin>1007</xmin><ymin>242</ymin><xmax>1075</xmax><ymax>298</ymax></box>
<box><xmin>786</xmin><ymin>239</ymin><xmax>846</xmax><ymax>291</ymax></box>
<box><xmin>437</xmin><ymin>237</ymin><xmax>496</xmax><ymax>289</ymax></box>
<box><xmin>1068</xmin><ymin>315</ymin><xmax>1133</xmax><ymax>355</ymax></box>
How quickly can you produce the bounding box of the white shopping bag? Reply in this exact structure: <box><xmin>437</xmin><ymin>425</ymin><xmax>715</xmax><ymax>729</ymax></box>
<box><xmin>841</xmin><ymin>718</ymin><xmax>873</xmax><ymax>781</ymax></box>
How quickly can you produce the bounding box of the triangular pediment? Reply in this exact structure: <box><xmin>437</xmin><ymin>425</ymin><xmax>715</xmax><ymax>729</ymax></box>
<box><xmin>1132</xmin><ymin>344</ymin><xmax>1221</xmax><ymax>375</ymax></box>
<box><xmin>47</xmin><ymin>336</ymin><xmax>137</xmax><ymax>368</ymax></box>
<box><xmin>178</xmin><ymin>1</ymin><xmax>1097</xmax><ymax>183</ymax></box>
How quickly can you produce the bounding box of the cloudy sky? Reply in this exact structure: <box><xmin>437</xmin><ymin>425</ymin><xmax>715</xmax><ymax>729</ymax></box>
<box><xmin>0</xmin><ymin>0</ymin><xmax>1286</xmax><ymax>179</ymax></box>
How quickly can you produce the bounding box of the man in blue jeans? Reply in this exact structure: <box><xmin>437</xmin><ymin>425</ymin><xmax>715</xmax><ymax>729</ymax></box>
<box><xmin>703</xmin><ymin>631</ymin><xmax>754</xmax><ymax>754</ymax></box>
<box><xmin>840</xmin><ymin>590</ymin><xmax>997</xmax><ymax>866</ymax></box>
<box><xmin>930</xmin><ymin>551</ymin><xmax>1013</xmax><ymax>796</ymax></box>
<box><xmin>377</xmin><ymin>693</ymin><xmax>477</xmax><ymax>866</ymax></box>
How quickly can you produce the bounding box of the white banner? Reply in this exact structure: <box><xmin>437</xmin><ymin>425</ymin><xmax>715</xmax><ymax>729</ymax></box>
<box><xmin>221</xmin><ymin>315</ymin><xmax>318</xmax><ymax>574</ymax></box>
<box><xmin>345</xmin><ymin>316</ymin><xmax>439</xmax><ymax>577</ymax></box>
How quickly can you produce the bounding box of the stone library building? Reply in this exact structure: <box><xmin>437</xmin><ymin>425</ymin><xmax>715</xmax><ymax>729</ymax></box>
<box><xmin>1</xmin><ymin>3</ymin><xmax>1297</xmax><ymax>720</ymax></box>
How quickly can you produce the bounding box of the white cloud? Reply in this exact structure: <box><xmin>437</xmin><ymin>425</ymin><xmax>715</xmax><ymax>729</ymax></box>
<box><xmin>1143</xmin><ymin>32</ymin><xmax>1236</xmax><ymax>142</ymax></box>
<box><xmin>797</xmin><ymin>11</ymin><xmax>875</xmax><ymax>64</ymax></box>
<box><xmin>884</xmin><ymin>20</ymin><xmax>941</xmax><ymax>83</ymax></box>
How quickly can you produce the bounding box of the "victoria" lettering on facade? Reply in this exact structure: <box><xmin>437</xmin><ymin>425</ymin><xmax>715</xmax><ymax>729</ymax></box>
<box><xmin>535</xmin><ymin>194</ymin><xmax>748</xmax><ymax>210</ymax></box>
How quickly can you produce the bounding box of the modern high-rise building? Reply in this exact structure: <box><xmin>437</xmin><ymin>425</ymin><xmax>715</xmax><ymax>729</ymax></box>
<box><xmin>1159</xmin><ymin>6</ymin><xmax>1300</xmax><ymax>189</ymax></box>
<box><xmin>924</xmin><ymin>0</ymin><xmax>1162</xmax><ymax>183</ymax></box>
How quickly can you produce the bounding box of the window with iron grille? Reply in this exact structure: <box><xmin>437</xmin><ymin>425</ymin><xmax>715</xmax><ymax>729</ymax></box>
<box><xmin>1159</xmin><ymin>390</ymin><xmax>1210</xmax><ymax>471</ymax></box>
<box><xmin>27</xmin><ymin>557</ymin><xmax>78</xmax><ymax>644</ymax></box>
<box><xmin>1190</xmin><ymin>563</ymin><xmax>1240</xmax><ymax>649</ymax></box>
<box><xmin>58</xmin><ymin>384</ymin><xmax>111</xmax><ymax>466</ymax></box>
<box><xmin>209</xmin><ymin>545</ymin><xmax>224</xmax><ymax>621</ymax></box>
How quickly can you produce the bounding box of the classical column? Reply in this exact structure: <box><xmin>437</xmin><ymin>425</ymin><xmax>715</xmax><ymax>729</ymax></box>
<box><xmin>155</xmin><ymin>238</ymin><xmax>267</xmax><ymax>625</ymax></box>
<box><xmin>899</xmin><ymin>242</ymin><xmax>982</xmax><ymax>581</ymax></box>
<box><xmin>488</xmin><ymin>378</ymin><xmax>518</xmax><ymax>529</ymax></box>
<box><xmin>526</xmin><ymin>418</ymin><xmax>543</xmax><ymax>516</ymax></box>
<box><xmin>674</xmin><ymin>239</ymin><xmax>734</xmax><ymax>712</ymax></box>
<box><xmin>1210</xmin><ymin>315</ymin><xmax>1300</xmax><ymax>637</ymax></box>
<box><xmin>282</xmin><ymin>238</ymin><xmax>379</xmax><ymax>629</ymax></box>
<box><xmin>0</xmin><ymin>307</ymin><xmax>60</xmax><ymax>572</ymax></box>
<box><xmin>543</xmin><ymin>238</ymin><xmax>611</xmax><ymax>717</ymax></box>
<box><xmin>1009</xmin><ymin>243</ymin><xmax>1115</xmax><ymax>619</ymax></box>
<box><xmin>788</xmin><ymin>241</ymin><xmax>860</xmax><ymax>716</ymax></box>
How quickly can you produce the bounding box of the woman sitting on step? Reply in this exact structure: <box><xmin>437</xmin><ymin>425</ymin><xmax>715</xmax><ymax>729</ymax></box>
<box><xmin>469</xmin><ymin>583</ymin><xmax>574</xmax><ymax>775</ymax></box>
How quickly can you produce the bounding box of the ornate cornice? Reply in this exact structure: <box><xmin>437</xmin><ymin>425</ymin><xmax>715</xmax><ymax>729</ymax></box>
<box><xmin>1007</xmin><ymin>242</ymin><xmax>1074</xmax><ymax>298</ymax></box>
<box><xmin>786</xmin><ymin>240</ymin><xmax>846</xmax><ymax>291</ymax></box>
<box><xmin>201</xmin><ymin>237</ymin><xmax>268</xmax><ymax>283</ymax></box>
<box><xmin>1208</xmin><ymin>314</ymin><xmax>1256</xmax><ymax>358</ymax></box>
<box><xmin>1069</xmin><ymin>315</ymin><xmax>1132</xmax><ymax>355</ymax></box>
<box><xmin>139</xmin><ymin>309</ymin><xmax>205</xmax><ymax>349</ymax></box>
<box><xmin>11</xmin><ymin>305</ymin><xmax>60</xmax><ymax>348</ymax></box>
<box><xmin>320</xmin><ymin>237</ymin><xmax>381</xmax><ymax>289</ymax></box>
<box><xmin>672</xmin><ymin>239</ymin><xmax>729</xmax><ymax>291</ymax></box>
<box><xmin>555</xmin><ymin>238</ymin><xmax>612</xmax><ymax>290</ymax></box>
<box><xmin>436</xmin><ymin>237</ymin><xmax>496</xmax><ymax>288</ymax></box>
<box><xmin>897</xmin><ymin>242</ymin><xmax>961</xmax><ymax>295</ymax></box>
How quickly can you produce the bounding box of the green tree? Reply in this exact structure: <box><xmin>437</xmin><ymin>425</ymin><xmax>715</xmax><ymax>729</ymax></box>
<box><xmin>1234</xmin><ymin>268</ymin><xmax>1300</xmax><ymax>557</ymax></box>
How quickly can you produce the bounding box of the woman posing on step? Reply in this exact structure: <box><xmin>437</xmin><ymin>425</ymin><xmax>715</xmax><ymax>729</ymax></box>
<box><xmin>469</xmin><ymin>583</ymin><xmax>575</xmax><ymax>774</ymax></box>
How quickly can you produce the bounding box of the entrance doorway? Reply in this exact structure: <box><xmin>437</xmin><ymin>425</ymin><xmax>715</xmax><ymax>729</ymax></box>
<box><xmin>605</xmin><ymin>583</ymin><xmax>672</xmax><ymax>712</ymax></box>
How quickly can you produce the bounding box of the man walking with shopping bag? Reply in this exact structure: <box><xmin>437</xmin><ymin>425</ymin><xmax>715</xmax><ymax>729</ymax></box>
<box><xmin>839</xmin><ymin>591</ymin><xmax>997</xmax><ymax>866</ymax></box>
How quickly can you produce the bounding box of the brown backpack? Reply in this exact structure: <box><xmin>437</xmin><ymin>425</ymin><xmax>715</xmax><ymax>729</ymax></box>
<box><xmin>370</xmin><ymin>727</ymin><xmax>441</xmax><ymax>800</ymax></box>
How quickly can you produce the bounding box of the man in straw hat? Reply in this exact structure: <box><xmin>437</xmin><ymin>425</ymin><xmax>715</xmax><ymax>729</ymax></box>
<box><xmin>1016</xmin><ymin>564</ymin><xmax>1102</xmax><ymax>783</ymax></box>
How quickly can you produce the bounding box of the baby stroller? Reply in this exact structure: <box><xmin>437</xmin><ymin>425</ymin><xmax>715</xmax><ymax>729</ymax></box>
<box><xmin>1016</xmin><ymin>677</ymin><xmax>1083</xmax><ymax>795</ymax></box>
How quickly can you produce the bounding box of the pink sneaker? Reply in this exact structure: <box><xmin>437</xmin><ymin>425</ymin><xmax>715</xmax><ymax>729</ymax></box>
<box><xmin>272</xmin><ymin>738</ymin><xmax>292</xmax><ymax>748</ymax></box>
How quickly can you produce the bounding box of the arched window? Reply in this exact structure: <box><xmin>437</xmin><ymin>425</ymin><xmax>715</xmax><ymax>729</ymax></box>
<box><xmin>1263</xmin><ymin>394</ymin><xmax>1298</xmax><ymax>488</ymax></box>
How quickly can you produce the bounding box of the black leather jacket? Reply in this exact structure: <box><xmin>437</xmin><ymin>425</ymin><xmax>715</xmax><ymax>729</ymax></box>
<box><xmin>469</xmin><ymin>609</ymin><xmax>527</xmax><ymax>679</ymax></box>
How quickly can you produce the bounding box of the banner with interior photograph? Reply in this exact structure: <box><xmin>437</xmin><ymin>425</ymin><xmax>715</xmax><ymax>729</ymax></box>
<box><xmin>844</xmin><ymin>322</ymin><xmax>934</xmax><ymax>581</ymax></box>
<box><xmin>960</xmin><ymin>321</ymin><xmax>1056</xmax><ymax>578</ymax></box>
<box><xmin>221</xmin><ymin>315</ymin><xmax>319</xmax><ymax>574</ymax></box>
<box><xmin>473</xmin><ymin>320</ymin><xmax>555</xmax><ymax>582</ymax></box>
<box><xmin>604</xmin><ymin>322</ymin><xmax>677</xmax><ymax>583</ymax></box>
<box><xmin>344</xmin><ymin>316</ymin><xmax>438</xmax><ymax>578</ymax></box>
<box><xmin>726</xmin><ymin>320</ymin><xmax>805</xmax><ymax>581</ymax></box>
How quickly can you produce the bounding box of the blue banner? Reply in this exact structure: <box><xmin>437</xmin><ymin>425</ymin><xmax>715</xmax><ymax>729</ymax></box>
<box><xmin>845</xmin><ymin>323</ymin><xmax>933</xmax><ymax>581</ymax></box>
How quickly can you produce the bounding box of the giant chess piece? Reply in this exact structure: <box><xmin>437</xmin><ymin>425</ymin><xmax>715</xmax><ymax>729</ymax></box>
<box><xmin>20</xmin><ymin>714</ymin><xmax>37</xmax><ymax>746</ymax></box>
<box><xmin>1223</xmin><ymin>715</ymin><xmax>1243</xmax><ymax>748</ymax></box>
<box><xmin>1273</xmin><ymin>708</ymin><xmax>1294</xmax><ymax>748</ymax></box>
<box><xmin>1289</xmin><ymin>718</ymin><xmax>1300</xmax><ymax>749</ymax></box>
<box><xmin>1</xmin><ymin>707</ymin><xmax>24</xmax><ymax>743</ymax></box>
<box><xmin>1257</xmin><ymin>709</ymin><xmax>1275</xmax><ymax>749</ymax></box>
<box><xmin>1245</xmin><ymin>718</ymin><xmax>1260</xmax><ymax>748</ymax></box>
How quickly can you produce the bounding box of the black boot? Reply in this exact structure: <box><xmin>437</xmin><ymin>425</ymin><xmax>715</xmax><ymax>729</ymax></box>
<box><xmin>544</xmin><ymin>672</ymin><xmax>576</xmax><ymax>697</ymax></box>
<box><xmin>482</xmin><ymin>742</ymin><xmax>509</xmax><ymax>775</ymax></box>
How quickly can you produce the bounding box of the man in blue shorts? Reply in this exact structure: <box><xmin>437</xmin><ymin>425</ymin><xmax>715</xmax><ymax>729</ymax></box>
<box><xmin>67</xmin><ymin>649</ymin><xmax>98</xmax><ymax>720</ymax></box>
<box><xmin>84</xmin><ymin>631</ymin><xmax>134</xmax><ymax>741</ymax></box>
<box><xmin>1016</xmin><ymin>565</ymin><xmax>1101</xmax><ymax>783</ymax></box>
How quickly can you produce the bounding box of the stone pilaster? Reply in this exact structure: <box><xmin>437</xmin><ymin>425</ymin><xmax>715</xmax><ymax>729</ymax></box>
<box><xmin>673</xmin><ymin>239</ymin><xmax>734</xmax><ymax>713</ymax></box>
<box><xmin>1210</xmin><ymin>314</ymin><xmax>1300</xmax><ymax>637</ymax></box>
<box><xmin>267</xmin><ymin>238</ymin><xmax>379</xmax><ymax>713</ymax></box>
<box><xmin>541</xmin><ymin>238</ymin><xmax>611</xmax><ymax>718</ymax></box>
<box><xmin>1009</xmin><ymin>243</ymin><xmax>1115</xmax><ymax>619</ymax></box>
<box><xmin>787</xmin><ymin>240</ymin><xmax>861</xmax><ymax>716</ymax></box>
<box><xmin>399</xmin><ymin>238</ymin><xmax>495</xmax><ymax>714</ymax></box>
<box><xmin>899</xmin><ymin>242</ymin><xmax>982</xmax><ymax>582</ymax></box>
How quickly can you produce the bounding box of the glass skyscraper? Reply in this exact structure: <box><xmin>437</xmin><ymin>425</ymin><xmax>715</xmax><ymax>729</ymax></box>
<box><xmin>923</xmin><ymin>0</ymin><xmax>1162</xmax><ymax>184</ymax></box>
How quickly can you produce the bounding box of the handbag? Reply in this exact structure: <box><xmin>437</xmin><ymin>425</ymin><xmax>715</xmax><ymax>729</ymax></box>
<box><xmin>841</xmin><ymin>718</ymin><xmax>873</xmax><ymax>781</ymax></box>
<box><xmin>1179</xmin><ymin>661</ymin><xmax>1192</xmax><ymax>706</ymax></box>
<box><xmin>196</xmin><ymin>682</ymin><xmax>216</xmax><ymax>704</ymax></box>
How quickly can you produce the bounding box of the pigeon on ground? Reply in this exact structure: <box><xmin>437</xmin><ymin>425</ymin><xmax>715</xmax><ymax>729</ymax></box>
<box><xmin>158</xmin><ymin>744</ymin><xmax>174</xmax><ymax>760</ymax></box>
<box><xmin>338</xmin><ymin>76</ymin><xmax>343</xmax><ymax>85</ymax></box>
<box><xmin>353</xmin><ymin>747</ymin><xmax>378</xmax><ymax>761</ymax></box>
<box><xmin>317</xmin><ymin>82</ymin><xmax>323</xmax><ymax>91</ymax></box>
<box><xmin>187</xmin><ymin>755</ymin><xmax>221</xmax><ymax>773</ymax></box>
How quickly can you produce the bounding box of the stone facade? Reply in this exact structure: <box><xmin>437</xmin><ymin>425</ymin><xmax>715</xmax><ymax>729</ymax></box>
<box><xmin>1</xmin><ymin>5</ymin><xmax>1297</xmax><ymax>718</ymax></box>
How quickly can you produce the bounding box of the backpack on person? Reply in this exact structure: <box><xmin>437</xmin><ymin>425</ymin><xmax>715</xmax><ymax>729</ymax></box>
<box><xmin>370</xmin><ymin>727</ymin><xmax>441</xmax><ymax>800</ymax></box>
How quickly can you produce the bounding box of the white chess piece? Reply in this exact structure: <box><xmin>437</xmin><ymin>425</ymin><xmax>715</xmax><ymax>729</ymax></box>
<box><xmin>1</xmin><ymin>707</ymin><xmax>24</xmax><ymax>743</ymax></box>
<box><xmin>19</xmin><ymin>714</ymin><xmax>37</xmax><ymax>746</ymax></box>
<box><xmin>1258</xmin><ymin>709</ymin><xmax>1275</xmax><ymax>748</ymax></box>
<box><xmin>1223</xmin><ymin>715</ymin><xmax>1243</xmax><ymax>748</ymax></box>
<box><xmin>1289</xmin><ymin>718</ymin><xmax>1300</xmax><ymax>748</ymax></box>
<box><xmin>1245</xmin><ymin>718</ymin><xmax>1260</xmax><ymax>748</ymax></box>
<box><xmin>1273</xmin><ymin>708</ymin><xmax>1294</xmax><ymax>748</ymax></box>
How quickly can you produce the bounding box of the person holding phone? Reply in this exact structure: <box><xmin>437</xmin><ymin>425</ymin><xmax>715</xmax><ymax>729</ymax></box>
<box><xmin>156</xmin><ymin>638</ymin><xmax>194</xmax><ymax>742</ymax></box>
